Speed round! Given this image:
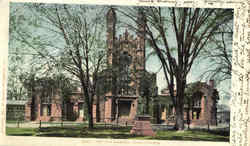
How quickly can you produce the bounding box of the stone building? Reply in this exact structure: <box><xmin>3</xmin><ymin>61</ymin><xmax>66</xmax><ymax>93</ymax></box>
<box><xmin>159</xmin><ymin>80</ymin><xmax>219</xmax><ymax>126</ymax></box>
<box><xmin>24</xmin><ymin>8</ymin><xmax>157</xmax><ymax>124</ymax></box>
<box><xmin>22</xmin><ymin>8</ymin><xmax>219</xmax><ymax>126</ymax></box>
<box><xmin>24</xmin><ymin>87</ymin><xmax>85</xmax><ymax>122</ymax></box>
<box><xmin>95</xmin><ymin>8</ymin><xmax>157</xmax><ymax>124</ymax></box>
<box><xmin>25</xmin><ymin>87</ymin><xmax>62</xmax><ymax>122</ymax></box>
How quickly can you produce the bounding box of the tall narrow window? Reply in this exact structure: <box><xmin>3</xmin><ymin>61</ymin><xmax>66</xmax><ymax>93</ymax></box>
<box><xmin>193</xmin><ymin>98</ymin><xmax>201</xmax><ymax>107</ymax></box>
<box><xmin>119</xmin><ymin>51</ymin><xmax>132</xmax><ymax>95</ymax></box>
<box><xmin>40</xmin><ymin>104</ymin><xmax>44</xmax><ymax>116</ymax></box>
<box><xmin>47</xmin><ymin>104</ymin><xmax>51</xmax><ymax>116</ymax></box>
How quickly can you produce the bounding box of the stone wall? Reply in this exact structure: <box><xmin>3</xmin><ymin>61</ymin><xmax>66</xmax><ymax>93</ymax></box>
<box><xmin>160</xmin><ymin>81</ymin><xmax>218</xmax><ymax>126</ymax></box>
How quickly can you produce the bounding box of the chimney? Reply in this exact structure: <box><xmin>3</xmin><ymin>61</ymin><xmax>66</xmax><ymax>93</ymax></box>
<box><xmin>209</xmin><ymin>80</ymin><xmax>215</xmax><ymax>89</ymax></box>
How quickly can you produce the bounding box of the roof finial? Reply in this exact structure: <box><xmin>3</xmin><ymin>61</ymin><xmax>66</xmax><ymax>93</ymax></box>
<box><xmin>125</xmin><ymin>29</ymin><xmax>128</xmax><ymax>40</ymax></box>
<box><xmin>107</xmin><ymin>7</ymin><xmax>116</xmax><ymax>18</ymax></box>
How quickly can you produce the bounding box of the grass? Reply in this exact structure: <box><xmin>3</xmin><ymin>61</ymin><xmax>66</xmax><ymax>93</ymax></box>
<box><xmin>6</xmin><ymin>120</ymin><xmax>26</xmax><ymax>124</ymax></box>
<box><xmin>6</xmin><ymin>125</ymin><xmax>229</xmax><ymax>141</ymax></box>
<box><xmin>152</xmin><ymin>129</ymin><xmax>229</xmax><ymax>141</ymax></box>
<box><xmin>6</xmin><ymin>127</ymin><xmax>37</xmax><ymax>136</ymax></box>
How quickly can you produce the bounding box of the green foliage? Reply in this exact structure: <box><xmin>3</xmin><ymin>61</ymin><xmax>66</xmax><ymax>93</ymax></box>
<box><xmin>20</xmin><ymin>72</ymin><xmax>76</xmax><ymax>101</ymax></box>
<box><xmin>184</xmin><ymin>82</ymin><xmax>204</xmax><ymax>103</ymax></box>
<box><xmin>139</xmin><ymin>72</ymin><xmax>157</xmax><ymax>96</ymax></box>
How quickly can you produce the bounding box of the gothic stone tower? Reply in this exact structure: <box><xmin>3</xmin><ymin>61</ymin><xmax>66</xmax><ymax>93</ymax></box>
<box><xmin>104</xmin><ymin>8</ymin><xmax>148</xmax><ymax>124</ymax></box>
<box><xmin>106</xmin><ymin>8</ymin><xmax>146</xmax><ymax>71</ymax></box>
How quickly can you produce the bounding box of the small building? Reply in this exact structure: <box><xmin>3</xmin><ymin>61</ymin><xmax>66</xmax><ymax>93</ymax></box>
<box><xmin>24</xmin><ymin>87</ymin><xmax>85</xmax><ymax>122</ymax></box>
<box><xmin>158</xmin><ymin>80</ymin><xmax>219</xmax><ymax>126</ymax></box>
<box><xmin>6</xmin><ymin>100</ymin><xmax>27</xmax><ymax>121</ymax></box>
<box><xmin>217</xmin><ymin>110</ymin><xmax>230</xmax><ymax>124</ymax></box>
<box><xmin>217</xmin><ymin>104</ymin><xmax>230</xmax><ymax>124</ymax></box>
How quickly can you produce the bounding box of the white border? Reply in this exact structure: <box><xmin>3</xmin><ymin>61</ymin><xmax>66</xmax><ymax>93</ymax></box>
<box><xmin>0</xmin><ymin>0</ymin><xmax>248</xmax><ymax>146</ymax></box>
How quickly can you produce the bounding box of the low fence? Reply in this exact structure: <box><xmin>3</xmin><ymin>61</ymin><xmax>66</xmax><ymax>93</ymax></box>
<box><xmin>7</xmin><ymin>115</ymin><xmax>230</xmax><ymax>133</ymax></box>
<box><xmin>6</xmin><ymin>120</ymin><xmax>229</xmax><ymax>135</ymax></box>
<box><xmin>6</xmin><ymin>119</ymin><xmax>132</xmax><ymax>129</ymax></box>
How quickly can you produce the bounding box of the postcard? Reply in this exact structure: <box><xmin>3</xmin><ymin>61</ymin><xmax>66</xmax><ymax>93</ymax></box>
<box><xmin>0</xmin><ymin>0</ymin><xmax>248</xmax><ymax>146</ymax></box>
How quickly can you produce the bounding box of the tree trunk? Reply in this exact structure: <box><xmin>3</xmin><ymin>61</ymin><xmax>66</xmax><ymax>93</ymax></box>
<box><xmin>87</xmin><ymin>102</ymin><xmax>94</xmax><ymax>129</ymax></box>
<box><xmin>187</xmin><ymin>105</ymin><xmax>190</xmax><ymax>130</ymax></box>
<box><xmin>31</xmin><ymin>89</ymin><xmax>36</xmax><ymax>121</ymax></box>
<box><xmin>153</xmin><ymin>99</ymin><xmax>160</xmax><ymax>124</ymax></box>
<box><xmin>96</xmin><ymin>95</ymin><xmax>100</xmax><ymax>122</ymax></box>
<box><xmin>175</xmin><ymin>105</ymin><xmax>184</xmax><ymax>130</ymax></box>
<box><xmin>145</xmin><ymin>96</ymin><xmax>150</xmax><ymax>115</ymax></box>
<box><xmin>81</xmin><ymin>83</ymin><xmax>94</xmax><ymax>129</ymax></box>
<box><xmin>205</xmin><ymin>97</ymin><xmax>210</xmax><ymax>131</ymax></box>
<box><xmin>174</xmin><ymin>78</ymin><xmax>185</xmax><ymax>130</ymax></box>
<box><xmin>115</xmin><ymin>98</ymin><xmax>119</xmax><ymax>123</ymax></box>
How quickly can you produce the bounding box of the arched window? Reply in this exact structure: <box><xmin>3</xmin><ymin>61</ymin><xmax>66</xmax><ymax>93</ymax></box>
<box><xmin>118</xmin><ymin>51</ymin><xmax>132</xmax><ymax>95</ymax></box>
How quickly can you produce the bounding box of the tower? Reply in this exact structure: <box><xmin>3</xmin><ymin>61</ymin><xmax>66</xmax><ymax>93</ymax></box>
<box><xmin>103</xmin><ymin>8</ymin><xmax>155</xmax><ymax>124</ymax></box>
<box><xmin>136</xmin><ymin>8</ymin><xmax>146</xmax><ymax>71</ymax></box>
<box><xmin>106</xmin><ymin>8</ymin><xmax>117</xmax><ymax>66</ymax></box>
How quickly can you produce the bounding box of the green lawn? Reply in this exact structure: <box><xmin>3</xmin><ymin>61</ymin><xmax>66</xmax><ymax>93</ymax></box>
<box><xmin>6</xmin><ymin>127</ymin><xmax>37</xmax><ymax>136</ymax></box>
<box><xmin>6</xmin><ymin>126</ymin><xmax>229</xmax><ymax>141</ymax></box>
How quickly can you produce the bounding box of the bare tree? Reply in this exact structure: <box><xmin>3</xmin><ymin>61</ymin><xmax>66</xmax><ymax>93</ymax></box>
<box><xmin>47</xmin><ymin>5</ymin><xmax>105</xmax><ymax>129</ymax></box>
<box><xmin>200</xmin><ymin>24</ymin><xmax>233</xmax><ymax>84</ymax></box>
<box><xmin>11</xmin><ymin>3</ymin><xmax>107</xmax><ymax>129</ymax></box>
<box><xmin>120</xmin><ymin>7</ymin><xmax>233</xmax><ymax>130</ymax></box>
